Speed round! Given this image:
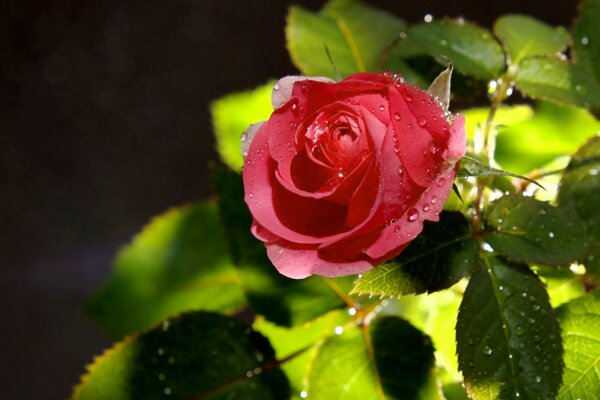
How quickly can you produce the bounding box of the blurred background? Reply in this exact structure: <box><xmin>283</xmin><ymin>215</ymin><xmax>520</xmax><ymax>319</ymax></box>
<box><xmin>0</xmin><ymin>0</ymin><xmax>578</xmax><ymax>398</ymax></box>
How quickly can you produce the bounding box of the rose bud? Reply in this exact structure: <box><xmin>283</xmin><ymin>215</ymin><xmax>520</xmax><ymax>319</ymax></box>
<box><xmin>242</xmin><ymin>72</ymin><xmax>466</xmax><ymax>279</ymax></box>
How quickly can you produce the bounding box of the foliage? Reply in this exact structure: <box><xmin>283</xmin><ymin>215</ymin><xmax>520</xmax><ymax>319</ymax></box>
<box><xmin>75</xmin><ymin>1</ymin><xmax>600</xmax><ymax>399</ymax></box>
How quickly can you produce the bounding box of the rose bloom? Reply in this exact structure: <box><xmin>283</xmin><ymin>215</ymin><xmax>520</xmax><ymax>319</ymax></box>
<box><xmin>242</xmin><ymin>73</ymin><xmax>466</xmax><ymax>279</ymax></box>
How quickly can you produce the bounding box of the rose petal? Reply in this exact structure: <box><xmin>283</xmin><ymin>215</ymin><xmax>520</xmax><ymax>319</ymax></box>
<box><xmin>446</xmin><ymin>114</ymin><xmax>467</xmax><ymax>162</ymax></box>
<box><xmin>388</xmin><ymin>85</ymin><xmax>439</xmax><ymax>187</ymax></box>
<box><xmin>241</xmin><ymin>122</ymin><xmax>264</xmax><ymax>160</ymax></box>
<box><xmin>244</xmin><ymin>120</ymin><xmax>326</xmax><ymax>244</ymax></box>
<box><xmin>266</xmin><ymin>241</ymin><xmax>373</xmax><ymax>279</ymax></box>
<box><xmin>364</xmin><ymin>169</ymin><xmax>455</xmax><ymax>259</ymax></box>
<box><xmin>271</xmin><ymin>76</ymin><xmax>335</xmax><ymax>110</ymax></box>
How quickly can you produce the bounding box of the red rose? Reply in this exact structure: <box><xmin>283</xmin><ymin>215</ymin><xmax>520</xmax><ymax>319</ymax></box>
<box><xmin>242</xmin><ymin>73</ymin><xmax>466</xmax><ymax>279</ymax></box>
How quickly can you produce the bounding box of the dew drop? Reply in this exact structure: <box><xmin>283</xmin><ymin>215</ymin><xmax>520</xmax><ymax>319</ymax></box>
<box><xmin>397</xmin><ymin>166</ymin><xmax>403</xmax><ymax>175</ymax></box>
<box><xmin>393</xmin><ymin>113</ymin><xmax>401</xmax><ymax>121</ymax></box>
<box><xmin>431</xmin><ymin>196</ymin><xmax>438</xmax><ymax>204</ymax></box>
<box><xmin>394</xmin><ymin>226</ymin><xmax>400</xmax><ymax>233</ymax></box>
<box><xmin>548</xmin><ymin>232</ymin><xmax>555</xmax><ymax>238</ymax></box>
<box><xmin>424</xmin><ymin>13</ymin><xmax>433</xmax><ymax>23</ymax></box>
<box><xmin>334</xmin><ymin>326</ymin><xmax>344</xmax><ymax>335</ymax></box>
<box><xmin>248</xmin><ymin>193</ymin><xmax>254</xmax><ymax>198</ymax></box>
<box><xmin>379</xmin><ymin>105</ymin><xmax>385</xmax><ymax>112</ymax></box>
<box><xmin>277</xmin><ymin>248</ymin><xmax>285</xmax><ymax>255</ymax></box>
<box><xmin>514</xmin><ymin>325</ymin><xmax>524</xmax><ymax>336</ymax></box>
<box><xmin>300</xmin><ymin>390</ymin><xmax>308</xmax><ymax>398</ymax></box>
<box><xmin>273</xmin><ymin>82</ymin><xmax>280</xmax><ymax>91</ymax></box>
<box><xmin>423</xmin><ymin>204</ymin><xmax>430</xmax><ymax>212</ymax></box>
<box><xmin>417</xmin><ymin>116</ymin><xmax>427</xmax><ymax>127</ymax></box>
<box><xmin>164</xmin><ymin>387</ymin><xmax>172</xmax><ymax>396</ymax></box>
<box><xmin>482</xmin><ymin>242</ymin><xmax>494</xmax><ymax>252</ymax></box>
<box><xmin>437</xmin><ymin>177</ymin><xmax>446</xmax><ymax>187</ymax></box>
<box><xmin>405</xmin><ymin>94</ymin><xmax>413</xmax><ymax>103</ymax></box>
<box><xmin>581</xmin><ymin>36</ymin><xmax>589</xmax><ymax>45</ymax></box>
<box><xmin>535</xmin><ymin>376</ymin><xmax>542</xmax><ymax>384</ymax></box>
<box><xmin>440</xmin><ymin>39</ymin><xmax>447</xmax><ymax>46</ymax></box>
<box><xmin>407</xmin><ymin>208</ymin><xmax>419</xmax><ymax>221</ymax></box>
<box><xmin>482</xmin><ymin>346</ymin><xmax>493</xmax><ymax>356</ymax></box>
<box><xmin>348</xmin><ymin>307</ymin><xmax>357</xmax><ymax>316</ymax></box>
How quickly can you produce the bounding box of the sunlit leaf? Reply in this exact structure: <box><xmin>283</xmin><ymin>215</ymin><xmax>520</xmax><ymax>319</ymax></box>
<box><xmin>286</xmin><ymin>0</ymin><xmax>405</xmax><ymax>78</ymax></box>
<box><xmin>87</xmin><ymin>203</ymin><xmax>245</xmax><ymax>338</ymax></box>
<box><xmin>493</xmin><ymin>14</ymin><xmax>570</xmax><ymax>65</ymax></box>
<box><xmin>306</xmin><ymin>316</ymin><xmax>441</xmax><ymax>399</ymax></box>
<box><xmin>72</xmin><ymin>312</ymin><xmax>290</xmax><ymax>400</ymax></box>
<box><xmin>457</xmin><ymin>256</ymin><xmax>563</xmax><ymax>399</ymax></box>
<box><xmin>495</xmin><ymin>101</ymin><xmax>600</xmax><ymax>174</ymax></box>
<box><xmin>556</xmin><ymin>290</ymin><xmax>600</xmax><ymax>399</ymax></box>
<box><xmin>352</xmin><ymin>211</ymin><xmax>477</xmax><ymax>298</ymax></box>
<box><xmin>212</xmin><ymin>167</ymin><xmax>353</xmax><ymax>326</ymax></box>
<box><xmin>483</xmin><ymin>194</ymin><xmax>587</xmax><ymax>266</ymax></box>
<box><xmin>210</xmin><ymin>81</ymin><xmax>274</xmax><ymax>171</ymax></box>
<box><xmin>254</xmin><ymin>310</ymin><xmax>348</xmax><ymax>398</ymax></box>
<box><xmin>396</xmin><ymin>289</ymin><xmax>464</xmax><ymax>383</ymax></box>
<box><xmin>402</xmin><ymin>20</ymin><xmax>504</xmax><ymax>80</ymax></box>
<box><xmin>558</xmin><ymin>135</ymin><xmax>600</xmax><ymax>280</ymax></box>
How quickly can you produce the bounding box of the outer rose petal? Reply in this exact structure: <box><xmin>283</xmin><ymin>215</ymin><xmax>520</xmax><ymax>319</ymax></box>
<box><xmin>364</xmin><ymin>169</ymin><xmax>455</xmax><ymax>259</ymax></box>
<box><xmin>446</xmin><ymin>115</ymin><xmax>467</xmax><ymax>162</ymax></box>
<box><xmin>265</xmin><ymin>241</ymin><xmax>373</xmax><ymax>279</ymax></box>
<box><xmin>271</xmin><ymin>76</ymin><xmax>335</xmax><ymax>109</ymax></box>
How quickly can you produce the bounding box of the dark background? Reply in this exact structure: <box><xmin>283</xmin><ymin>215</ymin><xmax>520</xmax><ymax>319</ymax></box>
<box><xmin>0</xmin><ymin>1</ymin><xmax>578</xmax><ymax>399</ymax></box>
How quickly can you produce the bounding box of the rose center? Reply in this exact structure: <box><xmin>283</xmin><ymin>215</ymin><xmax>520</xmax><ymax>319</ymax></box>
<box><xmin>305</xmin><ymin>111</ymin><xmax>364</xmax><ymax>169</ymax></box>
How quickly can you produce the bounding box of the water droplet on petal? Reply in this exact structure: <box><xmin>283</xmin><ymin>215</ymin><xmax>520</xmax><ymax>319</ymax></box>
<box><xmin>417</xmin><ymin>116</ymin><xmax>427</xmax><ymax>127</ymax></box>
<box><xmin>407</xmin><ymin>208</ymin><xmax>419</xmax><ymax>221</ymax></box>
<box><xmin>393</xmin><ymin>113</ymin><xmax>401</xmax><ymax>121</ymax></box>
<box><xmin>431</xmin><ymin>196</ymin><xmax>438</xmax><ymax>204</ymax></box>
<box><xmin>405</xmin><ymin>94</ymin><xmax>413</xmax><ymax>103</ymax></box>
<box><xmin>423</xmin><ymin>204</ymin><xmax>430</xmax><ymax>212</ymax></box>
<box><xmin>273</xmin><ymin>82</ymin><xmax>280</xmax><ymax>91</ymax></box>
<box><xmin>379</xmin><ymin>105</ymin><xmax>385</xmax><ymax>112</ymax></box>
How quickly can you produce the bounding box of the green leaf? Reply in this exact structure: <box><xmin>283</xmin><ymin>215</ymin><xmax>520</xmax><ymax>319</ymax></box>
<box><xmin>556</xmin><ymin>290</ymin><xmax>600</xmax><ymax>399</ymax></box>
<box><xmin>87</xmin><ymin>203</ymin><xmax>245</xmax><ymax>338</ymax></box>
<box><xmin>352</xmin><ymin>211</ymin><xmax>477</xmax><ymax>298</ymax></box>
<box><xmin>254</xmin><ymin>310</ymin><xmax>349</xmax><ymax>398</ymax></box>
<box><xmin>558</xmin><ymin>135</ymin><xmax>600</xmax><ymax>279</ymax></box>
<box><xmin>573</xmin><ymin>0</ymin><xmax>600</xmax><ymax>83</ymax></box>
<box><xmin>403</xmin><ymin>20</ymin><xmax>504</xmax><ymax>80</ymax></box>
<box><xmin>286</xmin><ymin>0</ymin><xmax>406</xmax><ymax>78</ymax></box>
<box><xmin>307</xmin><ymin>316</ymin><xmax>441</xmax><ymax>399</ymax></box>
<box><xmin>514</xmin><ymin>56</ymin><xmax>600</xmax><ymax>108</ymax></box>
<box><xmin>396</xmin><ymin>289</ymin><xmax>464</xmax><ymax>383</ymax></box>
<box><xmin>210</xmin><ymin>81</ymin><xmax>274</xmax><ymax>171</ymax></box>
<box><xmin>456</xmin><ymin>256</ymin><xmax>563</xmax><ymax>399</ymax></box>
<box><xmin>72</xmin><ymin>311</ymin><xmax>290</xmax><ymax>400</ymax></box>
<box><xmin>483</xmin><ymin>194</ymin><xmax>587</xmax><ymax>266</ymax></box>
<box><xmin>212</xmin><ymin>167</ymin><xmax>353</xmax><ymax>326</ymax></box>
<box><xmin>493</xmin><ymin>14</ymin><xmax>570</xmax><ymax>65</ymax></box>
<box><xmin>457</xmin><ymin>155</ymin><xmax>543</xmax><ymax>188</ymax></box>
<box><xmin>495</xmin><ymin>101</ymin><xmax>600</xmax><ymax>174</ymax></box>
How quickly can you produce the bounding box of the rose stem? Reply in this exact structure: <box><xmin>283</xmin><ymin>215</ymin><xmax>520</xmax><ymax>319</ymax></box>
<box><xmin>472</xmin><ymin>70</ymin><xmax>515</xmax><ymax>234</ymax></box>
